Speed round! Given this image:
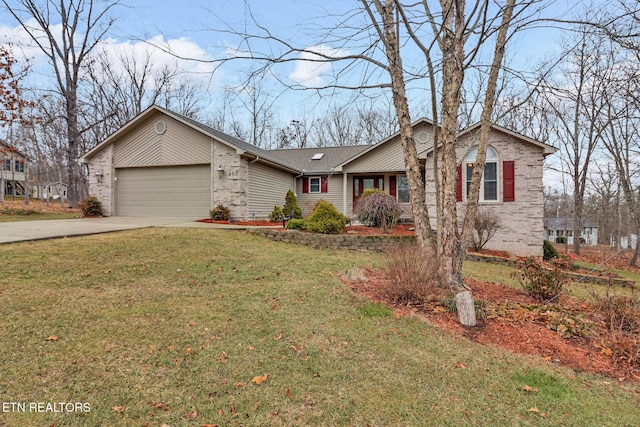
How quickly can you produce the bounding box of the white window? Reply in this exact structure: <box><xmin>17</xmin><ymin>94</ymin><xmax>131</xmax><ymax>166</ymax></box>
<box><xmin>397</xmin><ymin>175</ymin><xmax>410</xmax><ymax>203</ymax></box>
<box><xmin>465</xmin><ymin>146</ymin><xmax>498</xmax><ymax>201</ymax></box>
<box><xmin>309</xmin><ymin>177</ymin><xmax>321</xmax><ymax>193</ymax></box>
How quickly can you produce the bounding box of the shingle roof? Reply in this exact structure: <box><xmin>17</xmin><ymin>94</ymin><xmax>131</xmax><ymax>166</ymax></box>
<box><xmin>169</xmin><ymin>111</ymin><xmax>299</xmax><ymax>171</ymax></box>
<box><xmin>544</xmin><ymin>217</ymin><xmax>598</xmax><ymax>229</ymax></box>
<box><xmin>269</xmin><ymin>145</ymin><xmax>371</xmax><ymax>173</ymax></box>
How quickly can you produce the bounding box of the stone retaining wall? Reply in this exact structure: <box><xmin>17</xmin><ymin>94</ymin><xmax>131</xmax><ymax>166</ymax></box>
<box><xmin>248</xmin><ymin>228</ymin><xmax>415</xmax><ymax>252</ymax></box>
<box><xmin>250</xmin><ymin>229</ymin><xmax>636</xmax><ymax>288</ymax></box>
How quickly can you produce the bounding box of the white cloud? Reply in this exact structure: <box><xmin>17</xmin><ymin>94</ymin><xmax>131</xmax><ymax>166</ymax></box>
<box><xmin>289</xmin><ymin>44</ymin><xmax>349</xmax><ymax>88</ymax></box>
<box><xmin>1</xmin><ymin>18</ymin><xmax>222</xmax><ymax>93</ymax></box>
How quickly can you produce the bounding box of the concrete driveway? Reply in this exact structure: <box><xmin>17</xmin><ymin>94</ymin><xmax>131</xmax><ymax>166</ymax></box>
<box><xmin>0</xmin><ymin>217</ymin><xmax>241</xmax><ymax>244</ymax></box>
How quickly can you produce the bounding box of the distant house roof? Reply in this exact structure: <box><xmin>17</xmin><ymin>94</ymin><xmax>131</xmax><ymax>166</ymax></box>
<box><xmin>0</xmin><ymin>140</ymin><xmax>30</xmax><ymax>160</ymax></box>
<box><xmin>544</xmin><ymin>217</ymin><xmax>598</xmax><ymax>230</ymax></box>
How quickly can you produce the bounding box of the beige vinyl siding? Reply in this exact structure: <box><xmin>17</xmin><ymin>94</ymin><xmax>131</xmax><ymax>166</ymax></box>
<box><xmin>114</xmin><ymin>113</ymin><xmax>211</xmax><ymax>167</ymax></box>
<box><xmin>346</xmin><ymin>139</ymin><xmax>405</xmax><ymax>172</ymax></box>
<box><xmin>344</xmin><ymin>125</ymin><xmax>433</xmax><ymax>173</ymax></box>
<box><xmin>247</xmin><ymin>162</ymin><xmax>294</xmax><ymax>220</ymax></box>
<box><xmin>297</xmin><ymin>175</ymin><xmax>344</xmax><ymax>217</ymax></box>
<box><xmin>115</xmin><ymin>165</ymin><xmax>211</xmax><ymax>217</ymax></box>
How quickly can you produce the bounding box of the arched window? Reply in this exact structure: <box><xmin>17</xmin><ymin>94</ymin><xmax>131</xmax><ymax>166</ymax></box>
<box><xmin>465</xmin><ymin>146</ymin><xmax>498</xmax><ymax>201</ymax></box>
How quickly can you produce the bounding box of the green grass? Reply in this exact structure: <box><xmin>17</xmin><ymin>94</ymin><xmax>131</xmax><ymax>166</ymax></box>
<box><xmin>1</xmin><ymin>229</ymin><xmax>639</xmax><ymax>426</ymax></box>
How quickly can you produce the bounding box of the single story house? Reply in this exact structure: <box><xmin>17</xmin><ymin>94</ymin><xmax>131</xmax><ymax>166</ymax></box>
<box><xmin>80</xmin><ymin>105</ymin><xmax>556</xmax><ymax>256</ymax></box>
<box><xmin>544</xmin><ymin>217</ymin><xmax>599</xmax><ymax>246</ymax></box>
<box><xmin>0</xmin><ymin>140</ymin><xmax>29</xmax><ymax>197</ymax></box>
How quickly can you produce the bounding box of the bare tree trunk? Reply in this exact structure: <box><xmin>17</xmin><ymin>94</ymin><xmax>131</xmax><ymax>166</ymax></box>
<box><xmin>371</xmin><ymin>0</ymin><xmax>435</xmax><ymax>255</ymax></box>
<box><xmin>66</xmin><ymin>88</ymin><xmax>82</xmax><ymax>207</ymax></box>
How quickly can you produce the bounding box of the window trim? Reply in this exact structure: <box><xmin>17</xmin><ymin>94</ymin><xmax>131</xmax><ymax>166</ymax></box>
<box><xmin>396</xmin><ymin>174</ymin><xmax>410</xmax><ymax>203</ymax></box>
<box><xmin>464</xmin><ymin>146</ymin><xmax>499</xmax><ymax>203</ymax></box>
<box><xmin>308</xmin><ymin>176</ymin><xmax>321</xmax><ymax>194</ymax></box>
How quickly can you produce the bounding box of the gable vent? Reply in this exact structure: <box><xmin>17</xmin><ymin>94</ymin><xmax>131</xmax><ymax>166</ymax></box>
<box><xmin>311</xmin><ymin>153</ymin><xmax>325</xmax><ymax>160</ymax></box>
<box><xmin>155</xmin><ymin>120</ymin><xmax>167</xmax><ymax>135</ymax></box>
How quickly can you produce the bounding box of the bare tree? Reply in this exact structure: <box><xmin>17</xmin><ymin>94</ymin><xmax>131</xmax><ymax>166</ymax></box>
<box><xmin>277</xmin><ymin>118</ymin><xmax>318</xmax><ymax>149</ymax></box>
<box><xmin>538</xmin><ymin>27</ymin><xmax>610</xmax><ymax>255</ymax></box>
<box><xmin>3</xmin><ymin>0</ymin><xmax>120</xmax><ymax>207</ymax></box>
<box><xmin>313</xmin><ymin>103</ymin><xmax>398</xmax><ymax>146</ymax></box>
<box><xmin>203</xmin><ymin>0</ymin><xmax>544</xmax><ymax>325</ymax></box>
<box><xmin>81</xmin><ymin>46</ymin><xmax>206</xmax><ymax>148</ymax></box>
<box><xmin>0</xmin><ymin>44</ymin><xmax>33</xmax><ymax>204</ymax></box>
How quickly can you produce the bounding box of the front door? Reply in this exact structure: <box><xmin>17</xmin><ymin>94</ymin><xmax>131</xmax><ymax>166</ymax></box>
<box><xmin>353</xmin><ymin>175</ymin><xmax>384</xmax><ymax>205</ymax></box>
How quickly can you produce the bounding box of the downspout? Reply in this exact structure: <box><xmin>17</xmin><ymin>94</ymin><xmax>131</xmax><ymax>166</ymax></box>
<box><xmin>293</xmin><ymin>171</ymin><xmax>304</xmax><ymax>196</ymax></box>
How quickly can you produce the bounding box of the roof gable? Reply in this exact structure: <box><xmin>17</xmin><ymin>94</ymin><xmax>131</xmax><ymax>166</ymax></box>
<box><xmin>80</xmin><ymin>105</ymin><xmax>299</xmax><ymax>173</ymax></box>
<box><xmin>80</xmin><ymin>106</ymin><xmax>556</xmax><ymax>174</ymax></box>
<box><xmin>458</xmin><ymin>122</ymin><xmax>557</xmax><ymax>156</ymax></box>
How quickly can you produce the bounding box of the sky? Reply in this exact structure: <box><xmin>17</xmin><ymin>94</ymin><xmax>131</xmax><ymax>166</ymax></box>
<box><xmin>0</xmin><ymin>0</ymin><xmax>586</xmax><ymax>189</ymax></box>
<box><xmin>0</xmin><ymin>0</ymin><xmax>579</xmax><ymax>113</ymax></box>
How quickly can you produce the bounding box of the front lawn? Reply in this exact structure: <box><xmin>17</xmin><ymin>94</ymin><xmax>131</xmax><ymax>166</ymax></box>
<box><xmin>0</xmin><ymin>228</ymin><xmax>638</xmax><ymax>426</ymax></box>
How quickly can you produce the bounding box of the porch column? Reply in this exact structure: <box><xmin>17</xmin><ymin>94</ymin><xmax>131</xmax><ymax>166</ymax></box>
<box><xmin>343</xmin><ymin>173</ymin><xmax>348</xmax><ymax>216</ymax></box>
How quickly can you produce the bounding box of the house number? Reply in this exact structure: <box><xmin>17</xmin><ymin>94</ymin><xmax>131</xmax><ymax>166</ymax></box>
<box><xmin>228</xmin><ymin>170</ymin><xmax>238</xmax><ymax>177</ymax></box>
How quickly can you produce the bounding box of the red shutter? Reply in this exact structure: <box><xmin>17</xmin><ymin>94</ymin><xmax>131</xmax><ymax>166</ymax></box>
<box><xmin>302</xmin><ymin>177</ymin><xmax>309</xmax><ymax>193</ymax></box>
<box><xmin>321</xmin><ymin>176</ymin><xmax>328</xmax><ymax>193</ymax></box>
<box><xmin>456</xmin><ymin>165</ymin><xmax>462</xmax><ymax>202</ymax></box>
<box><xmin>389</xmin><ymin>176</ymin><xmax>397</xmax><ymax>198</ymax></box>
<box><xmin>503</xmin><ymin>160</ymin><xmax>515</xmax><ymax>202</ymax></box>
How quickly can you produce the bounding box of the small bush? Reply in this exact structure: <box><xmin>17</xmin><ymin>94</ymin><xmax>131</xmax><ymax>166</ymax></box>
<box><xmin>286</xmin><ymin>218</ymin><xmax>306</xmax><ymax>230</ymax></box>
<box><xmin>283</xmin><ymin>190</ymin><xmax>303</xmax><ymax>219</ymax></box>
<box><xmin>594</xmin><ymin>293</ymin><xmax>640</xmax><ymax>333</ymax></box>
<box><xmin>79</xmin><ymin>196</ymin><xmax>103</xmax><ymax>217</ymax></box>
<box><xmin>269</xmin><ymin>205</ymin><xmax>285</xmax><ymax>222</ymax></box>
<box><xmin>210</xmin><ymin>204</ymin><xmax>231</xmax><ymax>221</ymax></box>
<box><xmin>555</xmin><ymin>236</ymin><xmax>566</xmax><ymax>244</ymax></box>
<box><xmin>511</xmin><ymin>257</ymin><xmax>571</xmax><ymax>303</ymax></box>
<box><xmin>471</xmin><ymin>209</ymin><xmax>501</xmax><ymax>251</ymax></box>
<box><xmin>382</xmin><ymin>243</ymin><xmax>441</xmax><ymax>304</ymax></box>
<box><xmin>543</xmin><ymin>240</ymin><xmax>559</xmax><ymax>261</ymax></box>
<box><xmin>305</xmin><ymin>200</ymin><xmax>348</xmax><ymax>234</ymax></box>
<box><xmin>354</xmin><ymin>190</ymin><xmax>402</xmax><ymax>233</ymax></box>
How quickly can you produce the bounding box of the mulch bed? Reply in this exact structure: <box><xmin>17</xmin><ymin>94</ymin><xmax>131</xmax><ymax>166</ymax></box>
<box><xmin>342</xmin><ymin>254</ymin><xmax>640</xmax><ymax>385</ymax></box>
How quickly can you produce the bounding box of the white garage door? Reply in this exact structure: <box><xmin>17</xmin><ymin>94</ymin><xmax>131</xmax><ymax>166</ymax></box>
<box><xmin>116</xmin><ymin>165</ymin><xmax>211</xmax><ymax>217</ymax></box>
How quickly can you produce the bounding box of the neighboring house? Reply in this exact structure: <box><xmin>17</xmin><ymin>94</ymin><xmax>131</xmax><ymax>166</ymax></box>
<box><xmin>544</xmin><ymin>217</ymin><xmax>599</xmax><ymax>246</ymax></box>
<box><xmin>80</xmin><ymin>105</ymin><xmax>556</xmax><ymax>256</ymax></box>
<box><xmin>615</xmin><ymin>234</ymin><xmax>638</xmax><ymax>250</ymax></box>
<box><xmin>31</xmin><ymin>182</ymin><xmax>68</xmax><ymax>201</ymax></box>
<box><xmin>0</xmin><ymin>140</ymin><xmax>29</xmax><ymax>197</ymax></box>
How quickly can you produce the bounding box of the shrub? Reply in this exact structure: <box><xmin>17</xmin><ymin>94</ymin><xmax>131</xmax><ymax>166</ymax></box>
<box><xmin>471</xmin><ymin>209</ymin><xmax>501</xmax><ymax>251</ymax></box>
<box><xmin>286</xmin><ymin>218</ymin><xmax>306</xmax><ymax>230</ymax></box>
<box><xmin>361</xmin><ymin>188</ymin><xmax>386</xmax><ymax>199</ymax></box>
<box><xmin>555</xmin><ymin>236</ymin><xmax>566</xmax><ymax>244</ymax></box>
<box><xmin>79</xmin><ymin>196</ymin><xmax>103</xmax><ymax>217</ymax></box>
<box><xmin>269</xmin><ymin>205</ymin><xmax>285</xmax><ymax>222</ymax></box>
<box><xmin>543</xmin><ymin>240</ymin><xmax>559</xmax><ymax>261</ymax></box>
<box><xmin>353</xmin><ymin>190</ymin><xmax>402</xmax><ymax>233</ymax></box>
<box><xmin>382</xmin><ymin>242</ymin><xmax>441</xmax><ymax>304</ymax></box>
<box><xmin>210</xmin><ymin>204</ymin><xmax>231</xmax><ymax>221</ymax></box>
<box><xmin>305</xmin><ymin>200</ymin><xmax>348</xmax><ymax>234</ymax></box>
<box><xmin>283</xmin><ymin>190</ymin><xmax>303</xmax><ymax>219</ymax></box>
<box><xmin>594</xmin><ymin>293</ymin><xmax>640</xmax><ymax>333</ymax></box>
<box><xmin>511</xmin><ymin>257</ymin><xmax>571</xmax><ymax>303</ymax></box>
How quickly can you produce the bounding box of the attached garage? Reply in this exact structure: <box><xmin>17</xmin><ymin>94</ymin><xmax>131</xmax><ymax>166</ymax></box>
<box><xmin>116</xmin><ymin>165</ymin><xmax>211</xmax><ymax>218</ymax></box>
